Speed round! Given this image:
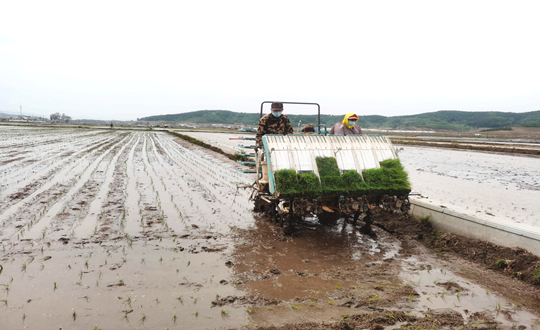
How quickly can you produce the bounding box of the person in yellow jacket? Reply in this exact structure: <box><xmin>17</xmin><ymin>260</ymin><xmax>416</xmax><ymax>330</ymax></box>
<box><xmin>329</xmin><ymin>113</ymin><xmax>363</xmax><ymax>135</ymax></box>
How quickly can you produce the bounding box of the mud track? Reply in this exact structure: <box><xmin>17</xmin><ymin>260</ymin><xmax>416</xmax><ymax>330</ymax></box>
<box><xmin>0</xmin><ymin>127</ymin><xmax>539</xmax><ymax>329</ymax></box>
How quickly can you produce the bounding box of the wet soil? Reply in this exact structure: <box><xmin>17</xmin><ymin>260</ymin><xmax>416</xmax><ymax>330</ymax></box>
<box><xmin>392</xmin><ymin>138</ymin><xmax>540</xmax><ymax>156</ymax></box>
<box><xmin>1</xmin><ymin>127</ymin><xmax>540</xmax><ymax>329</ymax></box>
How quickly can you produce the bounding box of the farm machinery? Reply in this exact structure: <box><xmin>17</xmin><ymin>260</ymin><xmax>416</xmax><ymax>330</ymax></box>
<box><xmin>245</xmin><ymin>101</ymin><xmax>411</xmax><ymax>233</ymax></box>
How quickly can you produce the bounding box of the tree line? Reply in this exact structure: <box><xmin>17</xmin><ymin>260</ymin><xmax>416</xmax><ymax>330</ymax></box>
<box><xmin>50</xmin><ymin>112</ymin><xmax>72</xmax><ymax>123</ymax></box>
<box><xmin>138</xmin><ymin>110</ymin><xmax>540</xmax><ymax>131</ymax></box>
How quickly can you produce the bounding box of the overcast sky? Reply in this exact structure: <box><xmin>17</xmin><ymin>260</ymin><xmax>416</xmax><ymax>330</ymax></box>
<box><xmin>1</xmin><ymin>1</ymin><xmax>539</xmax><ymax>121</ymax></box>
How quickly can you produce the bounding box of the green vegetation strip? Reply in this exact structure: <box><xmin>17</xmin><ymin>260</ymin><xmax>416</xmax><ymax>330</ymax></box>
<box><xmin>167</xmin><ymin>131</ymin><xmax>248</xmax><ymax>161</ymax></box>
<box><xmin>275</xmin><ymin>157</ymin><xmax>410</xmax><ymax>197</ymax></box>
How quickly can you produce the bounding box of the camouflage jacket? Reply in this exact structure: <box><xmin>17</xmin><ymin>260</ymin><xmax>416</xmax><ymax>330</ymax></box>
<box><xmin>256</xmin><ymin>113</ymin><xmax>294</xmax><ymax>145</ymax></box>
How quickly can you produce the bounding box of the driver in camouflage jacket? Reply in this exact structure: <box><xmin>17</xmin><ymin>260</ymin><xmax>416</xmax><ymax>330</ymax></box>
<box><xmin>256</xmin><ymin>102</ymin><xmax>294</xmax><ymax>145</ymax></box>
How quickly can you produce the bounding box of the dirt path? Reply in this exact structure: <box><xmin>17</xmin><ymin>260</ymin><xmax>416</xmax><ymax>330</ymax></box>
<box><xmin>0</xmin><ymin>127</ymin><xmax>539</xmax><ymax>329</ymax></box>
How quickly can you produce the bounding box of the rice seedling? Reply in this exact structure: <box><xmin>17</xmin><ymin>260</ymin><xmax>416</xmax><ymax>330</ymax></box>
<box><xmin>54</xmin><ymin>282</ymin><xmax>57</xmax><ymax>291</ymax></box>
<box><xmin>22</xmin><ymin>313</ymin><xmax>26</xmax><ymax>323</ymax></box>
<box><xmin>124</xmin><ymin>296</ymin><xmax>132</xmax><ymax>308</ymax></box>
<box><xmin>72</xmin><ymin>311</ymin><xmax>77</xmax><ymax>321</ymax></box>
<box><xmin>0</xmin><ymin>264</ymin><xmax>3</xmax><ymax>275</ymax></box>
<box><xmin>195</xmin><ymin>311</ymin><xmax>199</xmax><ymax>317</ymax></box>
<box><xmin>21</xmin><ymin>262</ymin><xmax>27</xmax><ymax>273</ymax></box>
<box><xmin>496</xmin><ymin>302</ymin><xmax>501</xmax><ymax>311</ymax></box>
<box><xmin>369</xmin><ymin>296</ymin><xmax>380</xmax><ymax>302</ymax></box>
<box><xmin>122</xmin><ymin>313</ymin><xmax>129</xmax><ymax>323</ymax></box>
<box><xmin>456</xmin><ymin>290</ymin><xmax>462</xmax><ymax>298</ymax></box>
<box><xmin>85</xmin><ymin>260</ymin><xmax>89</xmax><ymax>269</ymax></box>
<box><xmin>407</xmin><ymin>293</ymin><xmax>414</xmax><ymax>301</ymax></box>
<box><xmin>221</xmin><ymin>308</ymin><xmax>229</xmax><ymax>315</ymax></box>
<box><xmin>79</xmin><ymin>270</ymin><xmax>84</xmax><ymax>280</ymax></box>
<box><xmin>247</xmin><ymin>307</ymin><xmax>254</xmax><ymax>313</ymax></box>
<box><xmin>193</xmin><ymin>298</ymin><xmax>197</xmax><ymax>304</ymax></box>
<box><xmin>440</xmin><ymin>292</ymin><xmax>447</xmax><ymax>298</ymax></box>
<box><xmin>172</xmin><ymin>313</ymin><xmax>177</xmax><ymax>325</ymax></box>
<box><xmin>159</xmin><ymin>256</ymin><xmax>163</xmax><ymax>264</ymax></box>
<box><xmin>533</xmin><ymin>267</ymin><xmax>540</xmax><ymax>282</ymax></box>
<box><xmin>40</xmin><ymin>263</ymin><xmax>44</xmax><ymax>271</ymax></box>
<box><xmin>495</xmin><ymin>259</ymin><xmax>508</xmax><ymax>269</ymax></box>
<box><xmin>139</xmin><ymin>314</ymin><xmax>147</xmax><ymax>325</ymax></box>
<box><xmin>68</xmin><ymin>264</ymin><xmax>71</xmax><ymax>270</ymax></box>
<box><xmin>141</xmin><ymin>258</ymin><xmax>145</xmax><ymax>265</ymax></box>
<box><xmin>0</xmin><ymin>300</ymin><xmax>7</xmax><ymax>307</ymax></box>
<box><xmin>155</xmin><ymin>298</ymin><xmax>160</xmax><ymax>305</ymax></box>
<box><xmin>327</xmin><ymin>300</ymin><xmax>335</xmax><ymax>305</ymax></box>
<box><xmin>176</xmin><ymin>296</ymin><xmax>183</xmax><ymax>304</ymax></box>
<box><xmin>291</xmin><ymin>304</ymin><xmax>300</xmax><ymax>310</ymax></box>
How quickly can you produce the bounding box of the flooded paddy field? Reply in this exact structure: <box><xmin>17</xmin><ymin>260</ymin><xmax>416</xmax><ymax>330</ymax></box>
<box><xmin>1</xmin><ymin>126</ymin><xmax>540</xmax><ymax>329</ymax></box>
<box><xmin>181</xmin><ymin>130</ymin><xmax>540</xmax><ymax>229</ymax></box>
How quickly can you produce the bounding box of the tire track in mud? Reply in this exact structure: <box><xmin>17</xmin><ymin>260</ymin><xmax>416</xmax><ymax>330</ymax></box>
<box><xmin>20</xmin><ymin>134</ymin><xmax>131</xmax><ymax>240</ymax></box>
<box><xmin>71</xmin><ymin>136</ymin><xmax>136</xmax><ymax>238</ymax></box>
<box><xmin>0</xmin><ymin>134</ymin><xmax>129</xmax><ymax>238</ymax></box>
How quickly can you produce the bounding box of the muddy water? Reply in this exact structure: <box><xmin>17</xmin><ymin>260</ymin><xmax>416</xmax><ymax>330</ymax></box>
<box><xmin>0</xmin><ymin>238</ymin><xmax>246</xmax><ymax>329</ymax></box>
<box><xmin>231</xmin><ymin>218</ymin><xmax>539</xmax><ymax>328</ymax></box>
<box><xmin>400</xmin><ymin>257</ymin><xmax>539</xmax><ymax>328</ymax></box>
<box><xmin>399</xmin><ymin>146</ymin><xmax>540</xmax><ymax>228</ymax></box>
<box><xmin>1</xmin><ymin>127</ymin><xmax>540</xmax><ymax>329</ymax></box>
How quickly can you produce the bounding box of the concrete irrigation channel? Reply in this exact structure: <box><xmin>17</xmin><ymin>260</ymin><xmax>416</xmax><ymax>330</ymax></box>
<box><xmin>0</xmin><ymin>126</ymin><xmax>539</xmax><ymax>329</ymax></box>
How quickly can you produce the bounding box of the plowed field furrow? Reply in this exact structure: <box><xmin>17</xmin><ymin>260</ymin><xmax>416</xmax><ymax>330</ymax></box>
<box><xmin>0</xmin><ymin>133</ymin><xmax>124</xmax><ymax>216</ymax></box>
<box><xmin>42</xmin><ymin>134</ymin><xmax>134</xmax><ymax>239</ymax></box>
<box><xmin>0</xmin><ymin>133</ymin><xmax>119</xmax><ymax>204</ymax></box>
<box><xmin>151</xmin><ymin>135</ymin><xmax>219</xmax><ymax>229</ymax></box>
<box><xmin>154</xmin><ymin>134</ymin><xmax>253</xmax><ymax>232</ymax></box>
<box><xmin>22</xmin><ymin>135</ymin><xmax>131</xmax><ymax>239</ymax></box>
<box><xmin>0</xmin><ymin>182</ymin><xmax>67</xmax><ymax>239</ymax></box>
<box><xmin>0</xmin><ymin>129</ymin><xmax>103</xmax><ymax>150</ymax></box>
<box><xmin>161</xmin><ymin>134</ymin><xmax>249</xmax><ymax>191</ymax></box>
<box><xmin>143</xmin><ymin>134</ymin><xmax>190</xmax><ymax>234</ymax></box>
<box><xmin>134</xmin><ymin>134</ymin><xmax>167</xmax><ymax>235</ymax></box>
<box><xmin>0</xmin><ymin>133</ymin><xmax>130</xmax><ymax>240</ymax></box>
<box><xmin>0</xmin><ymin>131</ymin><xmax>115</xmax><ymax>183</ymax></box>
<box><xmin>72</xmin><ymin>136</ymin><xmax>135</xmax><ymax>238</ymax></box>
<box><xmin>123</xmin><ymin>134</ymin><xmax>143</xmax><ymax>236</ymax></box>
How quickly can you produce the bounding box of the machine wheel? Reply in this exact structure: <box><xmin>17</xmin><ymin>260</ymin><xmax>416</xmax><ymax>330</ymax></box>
<box><xmin>359</xmin><ymin>209</ymin><xmax>376</xmax><ymax>236</ymax></box>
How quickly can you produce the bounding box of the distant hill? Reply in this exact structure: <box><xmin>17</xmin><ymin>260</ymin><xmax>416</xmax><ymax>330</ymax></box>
<box><xmin>138</xmin><ymin>110</ymin><xmax>540</xmax><ymax>131</ymax></box>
